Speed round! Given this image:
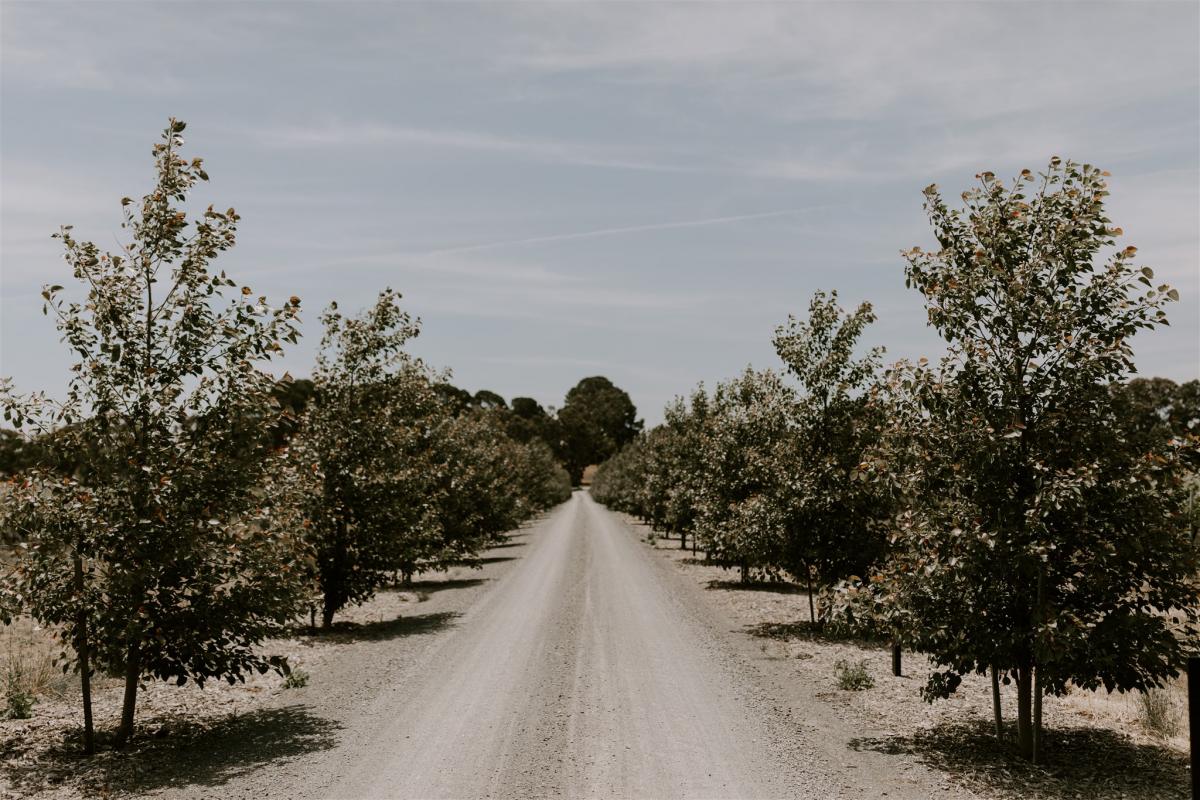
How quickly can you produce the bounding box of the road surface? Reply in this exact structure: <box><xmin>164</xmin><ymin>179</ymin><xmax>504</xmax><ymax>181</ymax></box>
<box><xmin>314</xmin><ymin>491</ymin><xmax>832</xmax><ymax>799</ymax></box>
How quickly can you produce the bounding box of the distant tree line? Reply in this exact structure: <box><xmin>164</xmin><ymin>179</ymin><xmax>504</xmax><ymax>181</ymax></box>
<box><xmin>592</xmin><ymin>159</ymin><xmax>1200</xmax><ymax>763</ymax></box>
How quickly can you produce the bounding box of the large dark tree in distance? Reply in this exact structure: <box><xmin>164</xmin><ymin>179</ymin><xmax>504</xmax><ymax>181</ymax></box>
<box><xmin>555</xmin><ymin>377</ymin><xmax>641</xmax><ymax>483</ymax></box>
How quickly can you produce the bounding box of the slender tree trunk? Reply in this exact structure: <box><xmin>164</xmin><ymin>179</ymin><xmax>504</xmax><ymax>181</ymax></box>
<box><xmin>679</xmin><ymin>529</ymin><xmax>687</xmax><ymax>550</ymax></box>
<box><xmin>114</xmin><ymin>644</ymin><xmax>140</xmax><ymax>748</ymax></box>
<box><xmin>991</xmin><ymin>665</ymin><xmax>1003</xmax><ymax>740</ymax></box>
<box><xmin>1032</xmin><ymin>569</ymin><xmax>1046</xmax><ymax>763</ymax></box>
<box><xmin>1016</xmin><ymin>664</ymin><xmax>1033</xmax><ymax>760</ymax></box>
<box><xmin>1032</xmin><ymin>667</ymin><xmax>1043</xmax><ymax>764</ymax></box>
<box><xmin>73</xmin><ymin>554</ymin><xmax>94</xmax><ymax>755</ymax></box>
<box><xmin>740</xmin><ymin>563</ymin><xmax>749</xmax><ymax>584</ymax></box>
<box><xmin>805</xmin><ymin>566</ymin><xmax>816</xmax><ymax>625</ymax></box>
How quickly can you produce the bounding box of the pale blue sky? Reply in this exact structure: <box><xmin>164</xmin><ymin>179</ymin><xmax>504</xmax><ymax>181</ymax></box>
<box><xmin>2</xmin><ymin>1</ymin><xmax>1197</xmax><ymax>424</ymax></box>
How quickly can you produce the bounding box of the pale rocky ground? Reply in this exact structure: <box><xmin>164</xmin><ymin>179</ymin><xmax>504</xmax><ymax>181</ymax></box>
<box><xmin>0</xmin><ymin>494</ymin><xmax>1188</xmax><ymax>799</ymax></box>
<box><xmin>628</xmin><ymin>515</ymin><xmax>1190</xmax><ymax>800</ymax></box>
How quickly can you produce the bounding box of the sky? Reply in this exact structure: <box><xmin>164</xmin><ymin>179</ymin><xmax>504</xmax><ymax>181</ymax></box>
<box><xmin>2</xmin><ymin>1</ymin><xmax>1198</xmax><ymax>426</ymax></box>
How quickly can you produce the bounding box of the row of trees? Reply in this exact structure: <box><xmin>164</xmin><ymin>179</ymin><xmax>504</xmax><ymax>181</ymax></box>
<box><xmin>0</xmin><ymin>121</ymin><xmax>571</xmax><ymax>752</ymax></box>
<box><xmin>592</xmin><ymin>158</ymin><xmax>1200</xmax><ymax>762</ymax></box>
<box><xmin>433</xmin><ymin>374</ymin><xmax>642</xmax><ymax>485</ymax></box>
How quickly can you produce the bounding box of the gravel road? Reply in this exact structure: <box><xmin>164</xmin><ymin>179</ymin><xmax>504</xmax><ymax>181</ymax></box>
<box><xmin>320</xmin><ymin>491</ymin><xmax>835</xmax><ymax>799</ymax></box>
<box><xmin>163</xmin><ymin>491</ymin><xmax>891</xmax><ymax>799</ymax></box>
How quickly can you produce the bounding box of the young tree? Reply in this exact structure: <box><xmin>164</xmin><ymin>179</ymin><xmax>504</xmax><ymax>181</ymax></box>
<box><xmin>646</xmin><ymin>392</ymin><xmax>711</xmax><ymax>549</ymax></box>
<box><xmin>773</xmin><ymin>291</ymin><xmax>890</xmax><ymax>623</ymax></box>
<box><xmin>867</xmin><ymin>159</ymin><xmax>1199</xmax><ymax>760</ymax></box>
<box><xmin>0</xmin><ymin>119</ymin><xmax>308</xmax><ymax>749</ymax></box>
<box><xmin>425</xmin><ymin>410</ymin><xmax>571</xmax><ymax>569</ymax></box>
<box><xmin>693</xmin><ymin>369</ymin><xmax>795</xmax><ymax>582</ymax></box>
<box><xmin>288</xmin><ymin>289</ymin><xmax>443</xmax><ymax>627</ymax></box>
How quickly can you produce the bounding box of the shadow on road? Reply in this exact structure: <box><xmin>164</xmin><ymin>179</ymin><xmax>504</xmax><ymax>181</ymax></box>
<box><xmin>850</xmin><ymin>719</ymin><xmax>1186</xmax><ymax>800</ymax></box>
<box><xmin>1</xmin><ymin>705</ymin><xmax>341</xmax><ymax>797</ymax></box>
<box><xmin>319</xmin><ymin>610</ymin><xmax>462</xmax><ymax>643</ymax></box>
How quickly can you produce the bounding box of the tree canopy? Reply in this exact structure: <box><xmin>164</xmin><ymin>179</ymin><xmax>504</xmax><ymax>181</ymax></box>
<box><xmin>555</xmin><ymin>376</ymin><xmax>642</xmax><ymax>483</ymax></box>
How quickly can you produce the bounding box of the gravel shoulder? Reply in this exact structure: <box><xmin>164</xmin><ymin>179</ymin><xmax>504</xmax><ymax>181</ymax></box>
<box><xmin>621</xmin><ymin>515</ymin><xmax>1190</xmax><ymax>800</ymax></box>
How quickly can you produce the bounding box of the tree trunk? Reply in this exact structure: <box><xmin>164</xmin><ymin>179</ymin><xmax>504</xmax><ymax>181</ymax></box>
<box><xmin>1016</xmin><ymin>664</ymin><xmax>1033</xmax><ymax>760</ymax></box>
<box><xmin>740</xmin><ymin>563</ymin><xmax>749</xmax><ymax>584</ymax></box>
<box><xmin>321</xmin><ymin>598</ymin><xmax>336</xmax><ymax>629</ymax></box>
<box><xmin>114</xmin><ymin>644</ymin><xmax>140</xmax><ymax>748</ymax></box>
<box><xmin>891</xmin><ymin>643</ymin><xmax>902</xmax><ymax>677</ymax></box>
<box><xmin>991</xmin><ymin>665</ymin><xmax>1003</xmax><ymax>740</ymax></box>
<box><xmin>679</xmin><ymin>529</ymin><xmax>687</xmax><ymax>550</ymax></box>
<box><xmin>1032</xmin><ymin>667</ymin><xmax>1043</xmax><ymax>764</ymax></box>
<box><xmin>1032</xmin><ymin>569</ymin><xmax>1046</xmax><ymax>763</ymax></box>
<box><xmin>73</xmin><ymin>554</ymin><xmax>94</xmax><ymax>755</ymax></box>
<box><xmin>805</xmin><ymin>567</ymin><xmax>816</xmax><ymax>625</ymax></box>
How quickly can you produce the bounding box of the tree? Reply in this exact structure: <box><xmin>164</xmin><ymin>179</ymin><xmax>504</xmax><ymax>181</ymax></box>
<box><xmin>424</xmin><ymin>411</ymin><xmax>570</xmax><ymax>573</ymax></box>
<box><xmin>473</xmin><ymin>389</ymin><xmax>507</xmax><ymax>410</ymax></box>
<box><xmin>692</xmin><ymin>369</ymin><xmax>795</xmax><ymax>582</ymax></box>
<box><xmin>590</xmin><ymin>435</ymin><xmax>650</xmax><ymax>515</ymax></box>
<box><xmin>861</xmin><ymin>159</ymin><xmax>1199</xmax><ymax>761</ymax></box>
<box><xmin>288</xmin><ymin>289</ymin><xmax>442</xmax><ymax>627</ymax></box>
<box><xmin>506</xmin><ymin>396</ymin><xmax>559</xmax><ymax>447</ymax></box>
<box><xmin>0</xmin><ymin>119</ymin><xmax>308</xmax><ymax>749</ymax></box>
<box><xmin>556</xmin><ymin>376</ymin><xmax>642</xmax><ymax>483</ymax></box>
<box><xmin>772</xmin><ymin>291</ymin><xmax>891</xmax><ymax>623</ymax></box>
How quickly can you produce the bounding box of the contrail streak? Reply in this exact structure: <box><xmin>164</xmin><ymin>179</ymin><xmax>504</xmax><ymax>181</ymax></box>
<box><xmin>410</xmin><ymin>207</ymin><xmax>824</xmax><ymax>258</ymax></box>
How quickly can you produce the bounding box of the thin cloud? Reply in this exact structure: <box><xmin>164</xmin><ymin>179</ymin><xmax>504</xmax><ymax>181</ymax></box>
<box><xmin>253</xmin><ymin>120</ymin><xmax>703</xmax><ymax>175</ymax></box>
<box><xmin>408</xmin><ymin>208</ymin><xmax>827</xmax><ymax>259</ymax></box>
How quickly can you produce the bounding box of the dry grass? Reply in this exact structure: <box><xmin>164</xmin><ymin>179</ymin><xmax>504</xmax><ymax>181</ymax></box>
<box><xmin>0</xmin><ymin>618</ymin><xmax>76</xmax><ymax>713</ymax></box>
<box><xmin>1065</xmin><ymin>676</ymin><xmax>1187</xmax><ymax>748</ymax></box>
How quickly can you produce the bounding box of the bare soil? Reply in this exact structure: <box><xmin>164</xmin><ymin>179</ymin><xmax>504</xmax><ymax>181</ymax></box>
<box><xmin>627</xmin><ymin>516</ymin><xmax>1190</xmax><ymax>800</ymax></box>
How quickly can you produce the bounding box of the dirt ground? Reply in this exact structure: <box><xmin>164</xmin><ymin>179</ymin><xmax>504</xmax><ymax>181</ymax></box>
<box><xmin>0</xmin><ymin>559</ymin><xmax>499</xmax><ymax>799</ymax></box>
<box><xmin>1</xmin><ymin>500</ymin><xmax>1189</xmax><ymax>800</ymax></box>
<box><xmin>626</xmin><ymin>516</ymin><xmax>1191</xmax><ymax>800</ymax></box>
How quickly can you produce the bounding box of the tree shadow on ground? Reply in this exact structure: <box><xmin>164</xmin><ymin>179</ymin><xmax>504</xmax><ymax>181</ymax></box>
<box><xmin>404</xmin><ymin>577</ymin><xmax>488</xmax><ymax>593</ymax></box>
<box><xmin>1</xmin><ymin>705</ymin><xmax>341</xmax><ymax>797</ymax></box>
<box><xmin>744</xmin><ymin>620</ymin><xmax>882</xmax><ymax>647</ymax></box>
<box><xmin>445</xmin><ymin>555</ymin><xmax>519</xmax><ymax>568</ymax></box>
<box><xmin>705</xmin><ymin>579</ymin><xmax>804</xmax><ymax>594</ymax></box>
<box><xmin>316</xmin><ymin>610</ymin><xmax>461</xmax><ymax>643</ymax></box>
<box><xmin>850</xmin><ymin>719</ymin><xmax>1187</xmax><ymax>800</ymax></box>
<box><xmin>487</xmin><ymin>540</ymin><xmax>526</xmax><ymax>550</ymax></box>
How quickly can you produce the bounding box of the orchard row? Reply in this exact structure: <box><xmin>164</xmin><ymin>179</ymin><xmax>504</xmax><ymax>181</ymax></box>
<box><xmin>591</xmin><ymin>159</ymin><xmax>1200</xmax><ymax>763</ymax></box>
<box><xmin>0</xmin><ymin>121</ymin><xmax>577</xmax><ymax>752</ymax></box>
